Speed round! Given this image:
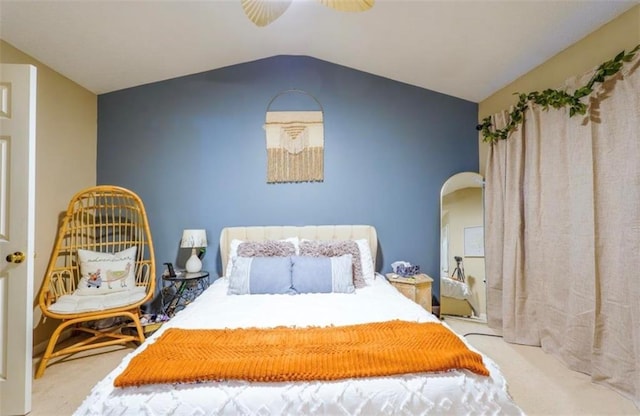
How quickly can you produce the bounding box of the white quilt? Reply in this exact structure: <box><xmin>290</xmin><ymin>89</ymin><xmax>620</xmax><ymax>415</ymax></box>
<box><xmin>74</xmin><ymin>275</ymin><xmax>523</xmax><ymax>415</ymax></box>
<box><xmin>441</xmin><ymin>276</ymin><xmax>480</xmax><ymax>316</ymax></box>
<box><xmin>441</xmin><ymin>276</ymin><xmax>473</xmax><ymax>300</ymax></box>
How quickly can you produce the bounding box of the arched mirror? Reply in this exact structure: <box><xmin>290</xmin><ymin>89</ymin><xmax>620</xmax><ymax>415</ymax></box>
<box><xmin>439</xmin><ymin>172</ymin><xmax>485</xmax><ymax>321</ymax></box>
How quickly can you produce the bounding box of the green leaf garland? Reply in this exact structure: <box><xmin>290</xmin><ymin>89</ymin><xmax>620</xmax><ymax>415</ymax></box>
<box><xmin>477</xmin><ymin>44</ymin><xmax>640</xmax><ymax>144</ymax></box>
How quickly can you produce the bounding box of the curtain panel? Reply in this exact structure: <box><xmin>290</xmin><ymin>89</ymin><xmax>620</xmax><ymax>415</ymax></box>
<box><xmin>485</xmin><ymin>55</ymin><xmax>640</xmax><ymax>407</ymax></box>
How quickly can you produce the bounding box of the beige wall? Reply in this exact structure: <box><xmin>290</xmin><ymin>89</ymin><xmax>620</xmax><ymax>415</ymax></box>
<box><xmin>0</xmin><ymin>40</ymin><xmax>97</xmax><ymax>348</ymax></box>
<box><xmin>478</xmin><ymin>5</ymin><xmax>640</xmax><ymax>175</ymax></box>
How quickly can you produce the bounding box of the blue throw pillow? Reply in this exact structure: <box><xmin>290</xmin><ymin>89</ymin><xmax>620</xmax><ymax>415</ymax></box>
<box><xmin>228</xmin><ymin>256</ymin><xmax>294</xmax><ymax>295</ymax></box>
<box><xmin>291</xmin><ymin>255</ymin><xmax>354</xmax><ymax>294</ymax></box>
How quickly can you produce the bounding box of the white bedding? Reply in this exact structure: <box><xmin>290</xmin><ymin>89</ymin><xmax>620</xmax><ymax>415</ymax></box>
<box><xmin>75</xmin><ymin>275</ymin><xmax>522</xmax><ymax>415</ymax></box>
<box><xmin>441</xmin><ymin>276</ymin><xmax>480</xmax><ymax>315</ymax></box>
<box><xmin>441</xmin><ymin>276</ymin><xmax>472</xmax><ymax>300</ymax></box>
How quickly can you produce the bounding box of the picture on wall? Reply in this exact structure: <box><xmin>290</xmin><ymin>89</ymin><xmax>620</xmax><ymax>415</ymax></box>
<box><xmin>263</xmin><ymin>89</ymin><xmax>324</xmax><ymax>183</ymax></box>
<box><xmin>464</xmin><ymin>226</ymin><xmax>484</xmax><ymax>257</ymax></box>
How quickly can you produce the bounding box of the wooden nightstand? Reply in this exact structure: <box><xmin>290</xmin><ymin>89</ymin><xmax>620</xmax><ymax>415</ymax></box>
<box><xmin>386</xmin><ymin>273</ymin><xmax>433</xmax><ymax>313</ymax></box>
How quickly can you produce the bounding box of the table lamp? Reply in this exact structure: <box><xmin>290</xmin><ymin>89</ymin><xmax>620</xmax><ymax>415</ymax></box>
<box><xmin>181</xmin><ymin>229</ymin><xmax>208</xmax><ymax>273</ymax></box>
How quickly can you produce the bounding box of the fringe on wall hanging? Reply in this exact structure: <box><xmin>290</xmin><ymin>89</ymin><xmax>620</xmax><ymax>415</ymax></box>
<box><xmin>264</xmin><ymin>89</ymin><xmax>324</xmax><ymax>183</ymax></box>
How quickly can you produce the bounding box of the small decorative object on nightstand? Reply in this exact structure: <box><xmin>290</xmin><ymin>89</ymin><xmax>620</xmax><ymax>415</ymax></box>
<box><xmin>386</xmin><ymin>273</ymin><xmax>434</xmax><ymax>313</ymax></box>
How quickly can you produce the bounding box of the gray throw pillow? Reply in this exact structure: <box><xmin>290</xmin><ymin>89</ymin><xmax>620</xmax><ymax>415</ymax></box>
<box><xmin>227</xmin><ymin>256</ymin><xmax>294</xmax><ymax>295</ymax></box>
<box><xmin>298</xmin><ymin>240</ymin><xmax>366</xmax><ymax>288</ymax></box>
<box><xmin>291</xmin><ymin>255</ymin><xmax>355</xmax><ymax>294</ymax></box>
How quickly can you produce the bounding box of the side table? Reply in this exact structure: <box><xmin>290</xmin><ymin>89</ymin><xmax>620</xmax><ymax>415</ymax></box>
<box><xmin>386</xmin><ymin>273</ymin><xmax>433</xmax><ymax>313</ymax></box>
<box><xmin>162</xmin><ymin>270</ymin><xmax>210</xmax><ymax>317</ymax></box>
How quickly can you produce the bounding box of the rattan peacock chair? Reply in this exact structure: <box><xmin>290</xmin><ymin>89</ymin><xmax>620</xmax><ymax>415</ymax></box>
<box><xmin>36</xmin><ymin>185</ymin><xmax>155</xmax><ymax>378</ymax></box>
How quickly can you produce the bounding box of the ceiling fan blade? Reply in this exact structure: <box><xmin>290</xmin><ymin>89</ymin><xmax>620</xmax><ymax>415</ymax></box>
<box><xmin>317</xmin><ymin>0</ymin><xmax>374</xmax><ymax>12</ymax></box>
<box><xmin>241</xmin><ymin>0</ymin><xmax>293</xmax><ymax>27</ymax></box>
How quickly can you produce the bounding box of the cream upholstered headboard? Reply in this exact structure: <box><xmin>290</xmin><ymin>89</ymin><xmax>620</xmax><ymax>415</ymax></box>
<box><xmin>220</xmin><ymin>225</ymin><xmax>378</xmax><ymax>276</ymax></box>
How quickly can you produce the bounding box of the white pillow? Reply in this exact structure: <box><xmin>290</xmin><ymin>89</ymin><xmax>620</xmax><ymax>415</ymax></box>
<box><xmin>224</xmin><ymin>237</ymin><xmax>299</xmax><ymax>278</ymax></box>
<box><xmin>75</xmin><ymin>246</ymin><xmax>137</xmax><ymax>296</ymax></box>
<box><xmin>355</xmin><ymin>239</ymin><xmax>375</xmax><ymax>281</ymax></box>
<box><xmin>224</xmin><ymin>239</ymin><xmax>243</xmax><ymax>278</ymax></box>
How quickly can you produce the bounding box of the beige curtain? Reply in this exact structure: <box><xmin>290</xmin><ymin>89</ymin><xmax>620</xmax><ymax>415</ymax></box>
<box><xmin>485</xmin><ymin>55</ymin><xmax>640</xmax><ymax>407</ymax></box>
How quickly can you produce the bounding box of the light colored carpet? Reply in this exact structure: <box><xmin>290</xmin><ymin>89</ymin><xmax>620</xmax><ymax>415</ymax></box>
<box><xmin>31</xmin><ymin>343</ymin><xmax>131</xmax><ymax>416</ymax></box>
<box><xmin>442</xmin><ymin>315</ymin><xmax>638</xmax><ymax>416</ymax></box>
<box><xmin>30</xmin><ymin>317</ymin><xmax>639</xmax><ymax>415</ymax></box>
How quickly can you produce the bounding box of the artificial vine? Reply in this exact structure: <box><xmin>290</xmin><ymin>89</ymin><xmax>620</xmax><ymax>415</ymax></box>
<box><xmin>477</xmin><ymin>44</ymin><xmax>640</xmax><ymax>144</ymax></box>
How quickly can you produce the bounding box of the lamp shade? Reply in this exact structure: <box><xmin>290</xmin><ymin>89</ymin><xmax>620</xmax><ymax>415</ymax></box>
<box><xmin>180</xmin><ymin>229</ymin><xmax>208</xmax><ymax>248</ymax></box>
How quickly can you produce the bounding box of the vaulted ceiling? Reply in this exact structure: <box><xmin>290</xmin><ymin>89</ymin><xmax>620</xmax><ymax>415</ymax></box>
<box><xmin>1</xmin><ymin>0</ymin><xmax>636</xmax><ymax>102</ymax></box>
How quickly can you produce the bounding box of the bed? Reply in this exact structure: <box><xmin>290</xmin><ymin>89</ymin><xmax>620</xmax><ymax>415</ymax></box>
<box><xmin>440</xmin><ymin>276</ymin><xmax>477</xmax><ymax>318</ymax></box>
<box><xmin>74</xmin><ymin>225</ymin><xmax>522</xmax><ymax>415</ymax></box>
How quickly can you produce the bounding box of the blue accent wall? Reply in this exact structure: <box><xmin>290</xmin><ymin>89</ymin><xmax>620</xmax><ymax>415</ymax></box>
<box><xmin>97</xmin><ymin>55</ymin><xmax>478</xmax><ymax>301</ymax></box>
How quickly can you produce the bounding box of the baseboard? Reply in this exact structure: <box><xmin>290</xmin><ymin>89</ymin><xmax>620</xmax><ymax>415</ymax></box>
<box><xmin>33</xmin><ymin>332</ymin><xmax>71</xmax><ymax>357</ymax></box>
<box><xmin>443</xmin><ymin>314</ymin><xmax>488</xmax><ymax>324</ymax></box>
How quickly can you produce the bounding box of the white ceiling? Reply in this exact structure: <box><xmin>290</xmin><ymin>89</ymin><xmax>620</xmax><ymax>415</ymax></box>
<box><xmin>1</xmin><ymin>0</ymin><xmax>636</xmax><ymax>102</ymax></box>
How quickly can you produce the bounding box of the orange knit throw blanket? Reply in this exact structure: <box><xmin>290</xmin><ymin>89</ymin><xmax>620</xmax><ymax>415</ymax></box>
<box><xmin>114</xmin><ymin>320</ymin><xmax>489</xmax><ymax>387</ymax></box>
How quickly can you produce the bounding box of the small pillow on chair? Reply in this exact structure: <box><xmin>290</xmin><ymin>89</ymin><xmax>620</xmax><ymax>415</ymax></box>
<box><xmin>75</xmin><ymin>246</ymin><xmax>137</xmax><ymax>296</ymax></box>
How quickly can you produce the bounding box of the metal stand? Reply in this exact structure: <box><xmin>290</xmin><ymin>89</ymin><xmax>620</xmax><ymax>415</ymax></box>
<box><xmin>451</xmin><ymin>256</ymin><xmax>465</xmax><ymax>282</ymax></box>
<box><xmin>161</xmin><ymin>271</ymin><xmax>210</xmax><ymax>317</ymax></box>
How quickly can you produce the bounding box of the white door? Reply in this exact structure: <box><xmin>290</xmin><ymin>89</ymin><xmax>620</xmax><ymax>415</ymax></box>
<box><xmin>0</xmin><ymin>64</ymin><xmax>37</xmax><ymax>415</ymax></box>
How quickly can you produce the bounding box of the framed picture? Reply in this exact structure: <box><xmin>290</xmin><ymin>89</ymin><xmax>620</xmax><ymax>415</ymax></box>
<box><xmin>464</xmin><ymin>226</ymin><xmax>484</xmax><ymax>257</ymax></box>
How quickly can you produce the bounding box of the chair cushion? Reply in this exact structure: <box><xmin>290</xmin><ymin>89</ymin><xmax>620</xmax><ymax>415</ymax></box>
<box><xmin>48</xmin><ymin>286</ymin><xmax>147</xmax><ymax>314</ymax></box>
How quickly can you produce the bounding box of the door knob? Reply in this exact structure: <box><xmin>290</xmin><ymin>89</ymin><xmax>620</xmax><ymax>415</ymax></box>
<box><xmin>6</xmin><ymin>251</ymin><xmax>25</xmax><ymax>264</ymax></box>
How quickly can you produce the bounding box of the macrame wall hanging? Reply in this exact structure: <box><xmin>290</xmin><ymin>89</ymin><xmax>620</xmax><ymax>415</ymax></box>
<box><xmin>264</xmin><ymin>89</ymin><xmax>324</xmax><ymax>183</ymax></box>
